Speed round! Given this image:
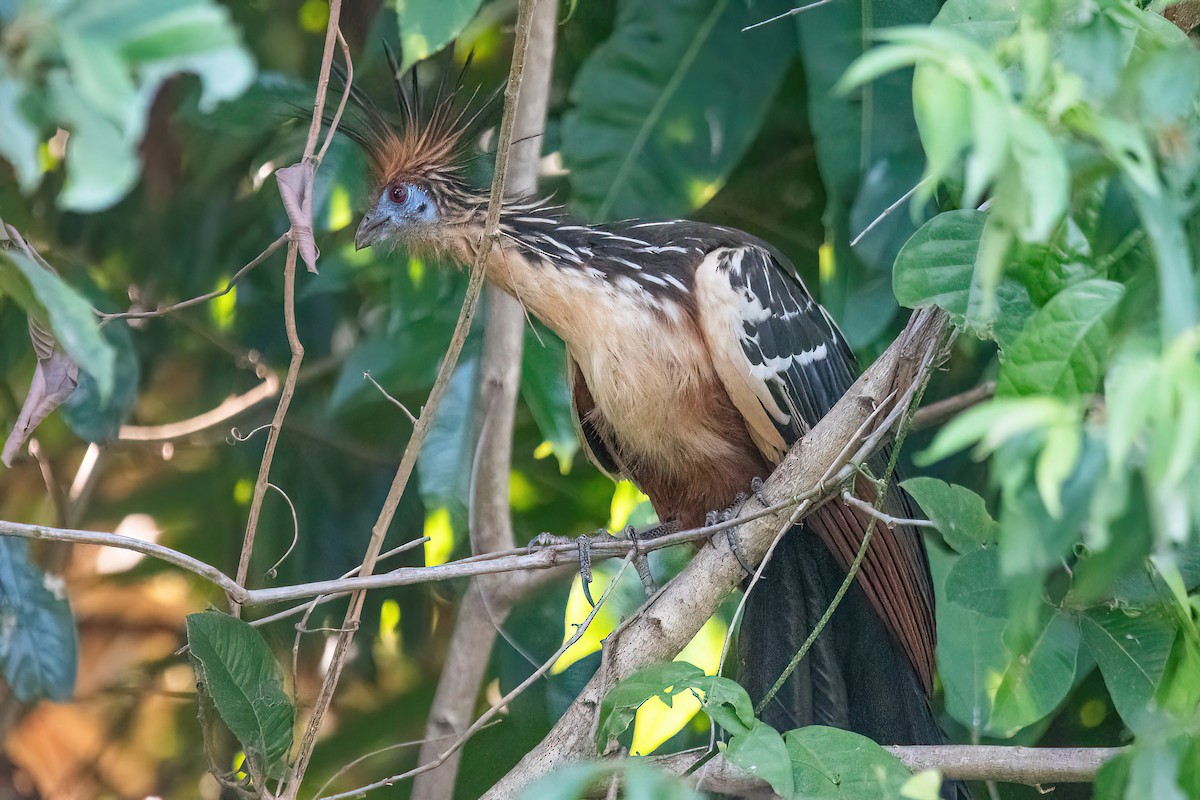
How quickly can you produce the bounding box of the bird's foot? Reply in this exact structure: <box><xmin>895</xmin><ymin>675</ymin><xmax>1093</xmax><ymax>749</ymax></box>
<box><xmin>528</xmin><ymin>528</ymin><xmax>622</xmax><ymax>606</ymax></box>
<box><xmin>706</xmin><ymin>494</ymin><xmax>755</xmax><ymax>577</ymax></box>
<box><xmin>750</xmin><ymin>476</ymin><xmax>768</xmax><ymax>506</ymax></box>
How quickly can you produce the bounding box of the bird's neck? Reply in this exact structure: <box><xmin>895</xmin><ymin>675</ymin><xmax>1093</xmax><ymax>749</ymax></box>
<box><xmin>445</xmin><ymin>206</ymin><xmax>693</xmax><ymax>345</ymax></box>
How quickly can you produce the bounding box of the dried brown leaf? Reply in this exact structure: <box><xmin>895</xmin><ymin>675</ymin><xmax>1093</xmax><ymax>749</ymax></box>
<box><xmin>276</xmin><ymin>161</ymin><xmax>320</xmax><ymax>274</ymax></box>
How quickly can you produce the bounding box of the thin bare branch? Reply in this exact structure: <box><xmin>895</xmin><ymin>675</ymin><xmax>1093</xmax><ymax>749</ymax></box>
<box><xmin>99</xmin><ymin>233</ymin><xmax>288</xmax><ymax>323</ymax></box>
<box><xmin>235</xmin><ymin>2</ymin><xmax>347</xmax><ymax>619</ymax></box>
<box><xmin>911</xmin><ymin>381</ymin><xmax>995</xmax><ymax>431</ymax></box>
<box><xmin>323</xmin><ymin>555</ymin><xmax>635</xmax><ymax>799</ymax></box>
<box><xmin>652</xmin><ymin>745</ymin><xmax>1123</xmax><ymax>791</ymax></box>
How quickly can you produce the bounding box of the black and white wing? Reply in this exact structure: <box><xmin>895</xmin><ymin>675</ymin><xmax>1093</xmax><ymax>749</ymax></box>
<box><xmin>694</xmin><ymin>243</ymin><xmax>936</xmax><ymax>695</ymax></box>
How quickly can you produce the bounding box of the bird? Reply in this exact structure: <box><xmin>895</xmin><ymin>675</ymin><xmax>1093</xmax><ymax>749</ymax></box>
<box><xmin>343</xmin><ymin>59</ymin><xmax>958</xmax><ymax>779</ymax></box>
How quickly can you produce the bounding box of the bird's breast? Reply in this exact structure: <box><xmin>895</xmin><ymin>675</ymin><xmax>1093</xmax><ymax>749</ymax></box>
<box><xmin>570</xmin><ymin>309</ymin><xmax>770</xmax><ymax>525</ymax></box>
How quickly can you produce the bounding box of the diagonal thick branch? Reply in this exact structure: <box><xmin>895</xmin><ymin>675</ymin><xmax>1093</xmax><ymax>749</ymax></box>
<box><xmin>480</xmin><ymin>306</ymin><xmax>952</xmax><ymax>798</ymax></box>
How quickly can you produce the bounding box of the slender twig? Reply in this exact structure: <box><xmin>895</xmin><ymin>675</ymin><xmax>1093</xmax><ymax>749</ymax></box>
<box><xmin>249</xmin><ymin>537</ymin><xmax>428</xmax><ymax>628</ymax></box>
<box><xmin>322</xmin><ymin>555</ymin><xmax>634</xmax><ymax>799</ymax></box>
<box><xmin>284</xmin><ymin>5</ymin><xmax>542</xmax><ymax>794</ymax></box>
<box><xmin>841</xmin><ymin>490</ymin><xmax>935</xmax><ymax>528</ymax></box>
<box><xmin>414</xmin><ymin>4</ymin><xmax>558</xmax><ymax>794</ymax></box>
<box><xmin>98</xmin><ymin>234</ymin><xmax>288</xmax><ymax>323</ymax></box>
<box><xmin>234</xmin><ymin>3</ymin><xmax>347</xmax><ymax>619</ymax></box>
<box><xmin>0</xmin><ymin>520</ymin><xmax>245</xmax><ymax>600</ymax></box>
<box><xmin>363</xmin><ymin>372</ymin><xmax>417</xmax><ymax>423</ymax></box>
<box><xmin>910</xmin><ymin>381</ymin><xmax>995</xmax><ymax>431</ymax></box>
<box><xmin>742</xmin><ymin>0</ymin><xmax>841</xmax><ymax>32</ymax></box>
<box><xmin>118</xmin><ymin>375</ymin><xmax>280</xmax><ymax>442</ymax></box>
<box><xmin>264</xmin><ymin>483</ymin><xmax>300</xmax><ymax>578</ymax></box>
<box><xmin>850</xmin><ymin>178</ymin><xmax>930</xmax><ymax>247</ymax></box>
<box><xmin>309</xmin><ymin>721</ymin><xmax>502</xmax><ymax>800</ymax></box>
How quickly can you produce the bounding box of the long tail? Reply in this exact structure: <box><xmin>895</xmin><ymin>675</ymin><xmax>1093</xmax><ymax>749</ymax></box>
<box><xmin>738</xmin><ymin>522</ymin><xmax>971</xmax><ymax>799</ymax></box>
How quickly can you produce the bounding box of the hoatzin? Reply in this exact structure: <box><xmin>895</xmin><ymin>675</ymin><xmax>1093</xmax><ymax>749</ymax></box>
<box><xmin>346</xmin><ymin>65</ymin><xmax>954</xmax><ymax>766</ymax></box>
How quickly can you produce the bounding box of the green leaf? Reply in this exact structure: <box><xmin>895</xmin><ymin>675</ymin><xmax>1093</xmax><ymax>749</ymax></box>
<box><xmin>799</xmin><ymin>0</ymin><xmax>937</xmax><ymax>348</ymax></box>
<box><xmin>522</xmin><ymin>331</ymin><xmax>579</xmax><ymax>474</ymax></box>
<box><xmin>595</xmin><ymin>661</ymin><xmax>705</xmax><ymax>751</ymax></box>
<box><xmin>997</xmin><ymin>431</ymin><xmax>1103</xmax><ymax>578</ymax></box>
<box><xmin>987</xmin><ymin>610</ymin><xmax>1080</xmax><ymax>736</ymax></box>
<box><xmin>696</xmin><ymin>675</ymin><xmax>757</xmax><ymax>737</ymax></box>
<box><xmin>0</xmin><ymin>538</ymin><xmax>77</xmax><ymax>702</ymax></box>
<box><xmin>997</xmin><ymin>279</ymin><xmax>1124</xmax><ymax>399</ymax></box>
<box><xmin>937</xmin><ymin>548</ymin><xmax>1007</xmax><ymax>732</ymax></box>
<box><xmin>62</xmin><ymin>318</ymin><xmax>139</xmax><ymax>443</ymax></box>
<box><xmin>784</xmin><ymin>726</ymin><xmax>915</xmax><ymax>799</ymax></box>
<box><xmin>725</xmin><ymin>721</ymin><xmax>793</xmax><ymax>799</ymax></box>
<box><xmin>1126</xmin><ymin>183</ymin><xmax>1198</xmax><ymax>345</ymax></box>
<box><xmin>1080</xmin><ymin>607</ymin><xmax>1174</xmax><ymax>734</ymax></box>
<box><xmin>932</xmin><ymin>0</ymin><xmax>1019</xmax><ymax>47</ymax></box>
<box><xmin>900</xmin><ymin>477</ymin><xmax>998</xmax><ymax>553</ymax></box>
<box><xmin>1155</xmin><ymin>627</ymin><xmax>1200</xmax><ymax>721</ymax></box>
<box><xmin>392</xmin><ymin>0</ymin><xmax>484</xmax><ymax>73</ymax></box>
<box><xmin>186</xmin><ymin>611</ymin><xmax>294</xmax><ymax>776</ymax></box>
<box><xmin>0</xmin><ymin>251</ymin><xmax>114</xmax><ymax>401</ymax></box>
<box><xmin>518</xmin><ymin>761</ymin><xmax>698</xmax><ymax>800</ymax></box>
<box><xmin>417</xmin><ymin>356</ymin><xmax>478</xmax><ymax>532</ymax></box>
<box><xmin>562</xmin><ymin>0</ymin><xmax>796</xmax><ymax>221</ymax></box>
<box><xmin>893</xmin><ymin>210</ymin><xmax>987</xmax><ymax>318</ymax></box>
<box><xmin>0</xmin><ymin>71</ymin><xmax>41</xmax><ymax>190</ymax></box>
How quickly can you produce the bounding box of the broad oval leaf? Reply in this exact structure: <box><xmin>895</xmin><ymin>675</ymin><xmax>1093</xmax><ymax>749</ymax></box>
<box><xmin>562</xmin><ymin>0</ymin><xmax>795</xmax><ymax>221</ymax></box>
<box><xmin>186</xmin><ymin>611</ymin><xmax>294</xmax><ymax>775</ymax></box>
<box><xmin>1080</xmin><ymin>607</ymin><xmax>1174</xmax><ymax>735</ymax></box>
<box><xmin>725</xmin><ymin>721</ymin><xmax>793</xmax><ymax>799</ymax></box>
<box><xmin>900</xmin><ymin>476</ymin><xmax>999</xmax><ymax>553</ymax></box>
<box><xmin>0</xmin><ymin>538</ymin><xmax>77</xmax><ymax>702</ymax></box>
<box><xmin>784</xmin><ymin>725</ymin><xmax>917</xmax><ymax>799</ymax></box>
<box><xmin>392</xmin><ymin>0</ymin><xmax>484</xmax><ymax>73</ymax></box>
<box><xmin>987</xmin><ymin>611</ymin><xmax>1080</xmax><ymax>737</ymax></box>
<box><xmin>997</xmin><ymin>279</ymin><xmax>1124</xmax><ymax>398</ymax></box>
<box><xmin>893</xmin><ymin>209</ymin><xmax>987</xmax><ymax>319</ymax></box>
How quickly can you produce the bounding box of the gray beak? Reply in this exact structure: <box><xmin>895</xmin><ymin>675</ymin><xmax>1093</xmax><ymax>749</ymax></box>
<box><xmin>355</xmin><ymin>210</ymin><xmax>386</xmax><ymax>251</ymax></box>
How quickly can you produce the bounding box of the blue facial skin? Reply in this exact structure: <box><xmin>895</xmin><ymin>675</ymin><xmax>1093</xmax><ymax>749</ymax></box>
<box><xmin>355</xmin><ymin>182</ymin><xmax>436</xmax><ymax>250</ymax></box>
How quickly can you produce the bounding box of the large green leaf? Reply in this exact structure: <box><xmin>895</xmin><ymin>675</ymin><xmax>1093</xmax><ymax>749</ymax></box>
<box><xmin>2</xmin><ymin>0</ymin><xmax>254</xmax><ymax>211</ymax></box>
<box><xmin>186</xmin><ymin>611</ymin><xmax>294</xmax><ymax>776</ymax></box>
<box><xmin>987</xmin><ymin>610</ymin><xmax>1080</xmax><ymax>736</ymax></box>
<box><xmin>392</xmin><ymin>0</ymin><xmax>484</xmax><ymax>73</ymax></box>
<box><xmin>936</xmin><ymin>548</ymin><xmax>1008</xmax><ymax>733</ymax></box>
<box><xmin>997</xmin><ymin>279</ymin><xmax>1124</xmax><ymax>398</ymax></box>
<box><xmin>900</xmin><ymin>476</ymin><xmax>998</xmax><ymax>553</ymax></box>
<box><xmin>784</xmin><ymin>726</ymin><xmax>917</xmax><ymax>799</ymax></box>
<box><xmin>0</xmin><ymin>250</ymin><xmax>114</xmax><ymax>400</ymax></box>
<box><xmin>892</xmin><ymin>209</ymin><xmax>1033</xmax><ymax>344</ymax></box>
<box><xmin>522</xmin><ymin>330</ymin><xmax>579</xmax><ymax>474</ymax></box>
<box><xmin>893</xmin><ymin>210</ymin><xmax>988</xmax><ymax>317</ymax></box>
<box><xmin>0</xmin><ymin>538</ymin><xmax>77</xmax><ymax>702</ymax></box>
<box><xmin>562</xmin><ymin>0</ymin><xmax>795</xmax><ymax>221</ymax></box>
<box><xmin>797</xmin><ymin>0</ymin><xmax>937</xmax><ymax>347</ymax></box>
<box><xmin>1080</xmin><ymin>607</ymin><xmax>1174</xmax><ymax>735</ymax></box>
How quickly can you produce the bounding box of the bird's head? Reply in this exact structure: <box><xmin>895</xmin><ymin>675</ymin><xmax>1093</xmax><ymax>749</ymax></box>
<box><xmin>344</xmin><ymin>57</ymin><xmax>486</xmax><ymax>254</ymax></box>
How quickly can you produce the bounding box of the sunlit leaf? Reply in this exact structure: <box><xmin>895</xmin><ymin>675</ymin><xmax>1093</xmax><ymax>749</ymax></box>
<box><xmin>392</xmin><ymin>0</ymin><xmax>484</xmax><ymax>73</ymax></box>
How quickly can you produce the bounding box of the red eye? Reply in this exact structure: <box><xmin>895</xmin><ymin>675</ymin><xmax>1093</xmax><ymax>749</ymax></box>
<box><xmin>388</xmin><ymin>184</ymin><xmax>408</xmax><ymax>204</ymax></box>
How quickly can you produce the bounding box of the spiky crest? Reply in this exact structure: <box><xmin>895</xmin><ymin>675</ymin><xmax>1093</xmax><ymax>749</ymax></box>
<box><xmin>337</xmin><ymin>47</ymin><xmax>492</xmax><ymax>200</ymax></box>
